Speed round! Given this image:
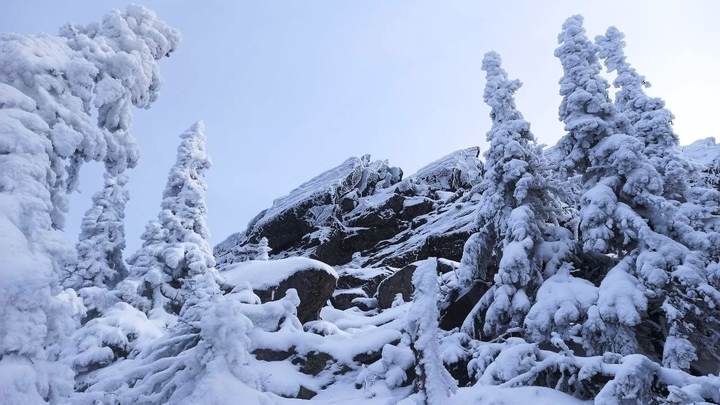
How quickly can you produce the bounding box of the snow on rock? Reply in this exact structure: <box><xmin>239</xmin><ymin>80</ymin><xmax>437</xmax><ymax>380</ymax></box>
<box><xmin>214</xmin><ymin>147</ymin><xmax>482</xmax><ymax>269</ymax></box>
<box><xmin>680</xmin><ymin>137</ymin><xmax>720</xmax><ymax>166</ymax></box>
<box><xmin>221</xmin><ymin>258</ymin><xmax>338</xmax><ymax>322</ymax></box>
<box><xmin>406</xmin><ymin>146</ymin><xmax>483</xmax><ymax>191</ymax></box>
<box><xmin>215</xmin><ymin>155</ymin><xmax>402</xmax><ymax>263</ymax></box>
<box><xmin>255</xmin><ymin>155</ymin><xmax>402</xmax><ymax>230</ymax></box>
<box><xmin>680</xmin><ymin>137</ymin><xmax>720</xmax><ymax>189</ymax></box>
<box><xmin>222</xmin><ymin>257</ymin><xmax>338</xmax><ymax>290</ymax></box>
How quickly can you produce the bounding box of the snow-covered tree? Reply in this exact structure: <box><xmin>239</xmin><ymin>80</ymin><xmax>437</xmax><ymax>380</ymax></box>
<box><xmin>405</xmin><ymin>259</ymin><xmax>456</xmax><ymax>403</ymax></box>
<box><xmin>64</xmin><ymin>173</ymin><xmax>129</xmax><ymax>294</ymax></box>
<box><xmin>458</xmin><ymin>52</ymin><xmax>572</xmax><ymax>339</ymax></box>
<box><xmin>60</xmin><ymin>5</ymin><xmax>181</xmax><ymax>175</ymax></box>
<box><xmin>551</xmin><ymin>16</ymin><xmax>654</xmax><ymax>355</ymax></box>
<box><xmin>551</xmin><ymin>16</ymin><xmax>720</xmax><ymax>368</ymax></box>
<box><xmin>596</xmin><ymin>26</ymin><xmax>720</xmax><ymax>250</ymax></box>
<box><xmin>84</xmin><ymin>276</ymin><xmax>301</xmax><ymax>404</ymax></box>
<box><xmin>0</xmin><ymin>6</ymin><xmax>177</xmax><ymax>403</ymax></box>
<box><xmin>256</xmin><ymin>236</ymin><xmax>271</xmax><ymax>261</ymax></box>
<box><xmin>595</xmin><ymin>26</ymin><xmax>693</xmax><ymax>201</ymax></box>
<box><xmin>124</xmin><ymin>121</ymin><xmax>218</xmax><ymax>322</ymax></box>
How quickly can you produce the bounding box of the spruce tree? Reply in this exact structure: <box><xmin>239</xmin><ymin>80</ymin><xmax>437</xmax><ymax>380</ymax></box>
<box><xmin>552</xmin><ymin>14</ymin><xmax>658</xmax><ymax>356</ymax></box>
<box><xmin>553</xmin><ymin>16</ymin><xmax>720</xmax><ymax>368</ymax></box>
<box><xmin>65</xmin><ymin>173</ymin><xmax>129</xmax><ymax>293</ymax></box>
<box><xmin>405</xmin><ymin>259</ymin><xmax>456</xmax><ymax>403</ymax></box>
<box><xmin>124</xmin><ymin>121</ymin><xmax>218</xmax><ymax>322</ymax></box>
<box><xmin>596</xmin><ymin>26</ymin><xmax>719</xmax><ymax>249</ymax></box>
<box><xmin>458</xmin><ymin>52</ymin><xmax>571</xmax><ymax>339</ymax></box>
<box><xmin>595</xmin><ymin>28</ymin><xmax>680</xmax><ymax>170</ymax></box>
<box><xmin>256</xmin><ymin>237</ymin><xmax>271</xmax><ymax>261</ymax></box>
<box><xmin>0</xmin><ymin>6</ymin><xmax>178</xmax><ymax>403</ymax></box>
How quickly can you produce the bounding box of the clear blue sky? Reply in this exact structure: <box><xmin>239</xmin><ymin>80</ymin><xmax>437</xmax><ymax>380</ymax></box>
<box><xmin>4</xmin><ymin>1</ymin><xmax>719</xmax><ymax>250</ymax></box>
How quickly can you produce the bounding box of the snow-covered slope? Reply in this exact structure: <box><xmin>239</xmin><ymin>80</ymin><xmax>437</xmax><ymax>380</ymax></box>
<box><xmin>680</xmin><ymin>137</ymin><xmax>720</xmax><ymax>165</ymax></box>
<box><xmin>680</xmin><ymin>137</ymin><xmax>720</xmax><ymax>188</ymax></box>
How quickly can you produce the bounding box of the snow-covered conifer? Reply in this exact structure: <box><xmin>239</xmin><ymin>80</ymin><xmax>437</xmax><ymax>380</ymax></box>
<box><xmin>458</xmin><ymin>52</ymin><xmax>572</xmax><ymax>339</ymax></box>
<box><xmin>551</xmin><ymin>15</ymin><xmax>659</xmax><ymax>356</ymax></box>
<box><xmin>596</xmin><ymin>26</ymin><xmax>720</xmax><ymax>248</ymax></box>
<box><xmin>405</xmin><ymin>259</ymin><xmax>456</xmax><ymax>403</ymax></box>
<box><xmin>553</xmin><ymin>16</ymin><xmax>720</xmax><ymax>366</ymax></box>
<box><xmin>124</xmin><ymin>121</ymin><xmax>218</xmax><ymax>322</ymax></box>
<box><xmin>0</xmin><ymin>6</ymin><xmax>177</xmax><ymax>403</ymax></box>
<box><xmin>60</xmin><ymin>5</ymin><xmax>180</xmax><ymax>175</ymax></box>
<box><xmin>64</xmin><ymin>173</ymin><xmax>129</xmax><ymax>293</ymax></box>
<box><xmin>595</xmin><ymin>28</ymin><xmax>679</xmax><ymax>163</ymax></box>
<box><xmin>256</xmin><ymin>236</ymin><xmax>271</xmax><ymax>261</ymax></box>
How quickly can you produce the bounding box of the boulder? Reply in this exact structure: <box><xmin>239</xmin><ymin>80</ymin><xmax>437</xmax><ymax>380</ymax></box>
<box><xmin>215</xmin><ymin>154</ymin><xmax>403</xmax><ymax>268</ymax></box>
<box><xmin>439</xmin><ymin>281</ymin><xmax>489</xmax><ymax>330</ymax></box>
<box><xmin>336</xmin><ymin>267</ymin><xmax>395</xmax><ymax>295</ymax></box>
<box><xmin>375</xmin><ymin>264</ymin><xmax>417</xmax><ymax>309</ymax></box>
<box><xmin>220</xmin><ymin>257</ymin><xmax>338</xmax><ymax>323</ymax></box>
<box><xmin>253</xmin><ymin>347</ymin><xmax>296</xmax><ymax>361</ymax></box>
<box><xmin>331</xmin><ymin>288</ymin><xmax>367</xmax><ymax>310</ymax></box>
<box><xmin>375</xmin><ymin>259</ymin><xmax>447</xmax><ymax>309</ymax></box>
<box><xmin>420</xmin><ymin>230</ymin><xmax>473</xmax><ymax>263</ymax></box>
<box><xmin>297</xmin><ymin>351</ymin><xmax>334</xmax><ymax>376</ymax></box>
<box><xmin>296</xmin><ymin>386</ymin><xmax>317</xmax><ymax>400</ymax></box>
<box><xmin>215</xmin><ymin>148</ymin><xmax>484</xmax><ymax>270</ymax></box>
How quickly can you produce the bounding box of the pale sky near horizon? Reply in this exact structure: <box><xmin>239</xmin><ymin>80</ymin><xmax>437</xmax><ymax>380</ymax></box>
<box><xmin>3</xmin><ymin>1</ymin><xmax>719</xmax><ymax>251</ymax></box>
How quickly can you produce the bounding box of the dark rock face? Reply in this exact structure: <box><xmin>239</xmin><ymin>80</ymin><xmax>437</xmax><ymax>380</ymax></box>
<box><xmin>214</xmin><ymin>148</ymin><xmax>484</xmax><ymax>271</ymax></box>
<box><xmin>330</xmin><ymin>289</ymin><xmax>366</xmax><ymax>310</ymax></box>
<box><xmin>375</xmin><ymin>259</ymin><xmax>455</xmax><ymax>310</ymax></box>
<box><xmin>298</xmin><ymin>351</ymin><xmax>334</xmax><ymax>376</ymax></box>
<box><xmin>376</xmin><ymin>264</ymin><xmax>417</xmax><ymax>309</ymax></box>
<box><xmin>439</xmin><ymin>281</ymin><xmax>489</xmax><ymax>330</ymax></box>
<box><xmin>336</xmin><ymin>267</ymin><xmax>394</xmax><ymax>296</ymax></box>
<box><xmin>253</xmin><ymin>347</ymin><xmax>296</xmax><ymax>361</ymax></box>
<box><xmin>296</xmin><ymin>386</ymin><xmax>317</xmax><ymax>400</ymax></box>
<box><xmin>420</xmin><ymin>231</ymin><xmax>473</xmax><ymax>263</ymax></box>
<box><xmin>253</xmin><ymin>269</ymin><xmax>337</xmax><ymax>323</ymax></box>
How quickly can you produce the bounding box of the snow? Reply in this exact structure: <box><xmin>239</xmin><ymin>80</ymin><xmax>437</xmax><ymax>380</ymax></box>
<box><xmin>124</xmin><ymin>121</ymin><xmax>217</xmax><ymax>321</ymax></box>
<box><xmin>336</xmin><ymin>266</ymin><xmax>392</xmax><ymax>281</ymax></box>
<box><xmin>5</xmin><ymin>6</ymin><xmax>720</xmax><ymax>404</ymax></box>
<box><xmin>0</xmin><ymin>5</ymin><xmax>178</xmax><ymax>402</ymax></box>
<box><xmin>681</xmin><ymin>137</ymin><xmax>720</xmax><ymax>165</ymax></box>
<box><xmin>451</xmin><ymin>385</ymin><xmax>589</xmax><ymax>405</ymax></box>
<box><xmin>407</xmin><ymin>146</ymin><xmax>483</xmax><ymax>191</ymax></box>
<box><xmin>525</xmin><ymin>266</ymin><xmax>598</xmax><ymax>342</ymax></box>
<box><xmin>405</xmin><ymin>258</ymin><xmax>457</xmax><ymax>401</ymax></box>
<box><xmin>251</xmin><ymin>155</ymin><xmax>401</xmax><ymax>231</ymax></box>
<box><xmin>221</xmin><ymin>257</ymin><xmax>338</xmax><ymax>290</ymax></box>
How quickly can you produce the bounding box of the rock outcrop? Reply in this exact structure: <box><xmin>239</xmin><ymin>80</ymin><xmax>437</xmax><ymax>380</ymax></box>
<box><xmin>220</xmin><ymin>257</ymin><xmax>338</xmax><ymax>322</ymax></box>
<box><xmin>215</xmin><ymin>147</ymin><xmax>484</xmax><ymax>269</ymax></box>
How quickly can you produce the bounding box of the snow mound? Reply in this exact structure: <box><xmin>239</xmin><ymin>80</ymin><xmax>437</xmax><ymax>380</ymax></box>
<box><xmin>221</xmin><ymin>257</ymin><xmax>338</xmax><ymax>290</ymax></box>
